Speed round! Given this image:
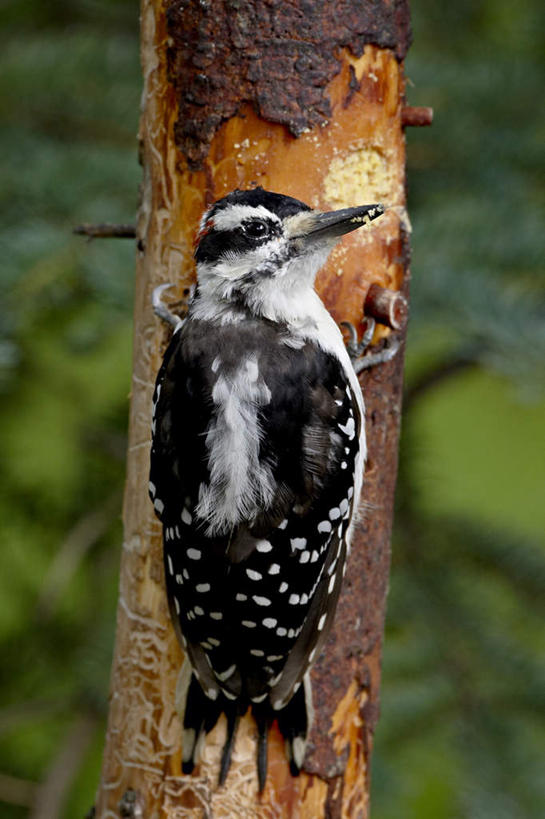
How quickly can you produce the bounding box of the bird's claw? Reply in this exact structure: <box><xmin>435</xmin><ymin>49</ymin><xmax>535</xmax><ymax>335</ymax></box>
<box><xmin>152</xmin><ymin>283</ymin><xmax>184</xmax><ymax>332</ymax></box>
<box><xmin>341</xmin><ymin>318</ymin><xmax>400</xmax><ymax>373</ymax></box>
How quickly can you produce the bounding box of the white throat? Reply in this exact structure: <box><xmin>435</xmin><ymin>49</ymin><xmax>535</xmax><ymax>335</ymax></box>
<box><xmin>192</xmin><ymin>246</ymin><xmax>331</xmax><ymax>327</ymax></box>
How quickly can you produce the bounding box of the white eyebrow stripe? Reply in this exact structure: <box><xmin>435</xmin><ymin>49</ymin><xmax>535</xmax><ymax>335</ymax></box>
<box><xmin>211</xmin><ymin>205</ymin><xmax>281</xmax><ymax>231</ymax></box>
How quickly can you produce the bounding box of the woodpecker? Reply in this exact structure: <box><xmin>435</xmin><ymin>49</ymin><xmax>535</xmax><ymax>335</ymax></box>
<box><xmin>149</xmin><ymin>187</ymin><xmax>385</xmax><ymax>791</ymax></box>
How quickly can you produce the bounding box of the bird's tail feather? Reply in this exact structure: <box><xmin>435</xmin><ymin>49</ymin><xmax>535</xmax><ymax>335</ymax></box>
<box><xmin>177</xmin><ymin>662</ymin><xmax>243</xmax><ymax>784</ymax></box>
<box><xmin>219</xmin><ymin>708</ymin><xmax>240</xmax><ymax>786</ymax></box>
<box><xmin>179</xmin><ymin>671</ymin><xmax>222</xmax><ymax>773</ymax></box>
<box><xmin>177</xmin><ymin>662</ymin><xmax>313</xmax><ymax>787</ymax></box>
<box><xmin>252</xmin><ymin>706</ymin><xmax>272</xmax><ymax>793</ymax></box>
<box><xmin>276</xmin><ymin>675</ymin><xmax>313</xmax><ymax>776</ymax></box>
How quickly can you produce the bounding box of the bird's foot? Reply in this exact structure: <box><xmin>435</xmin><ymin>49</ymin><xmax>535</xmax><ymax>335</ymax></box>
<box><xmin>152</xmin><ymin>283</ymin><xmax>187</xmax><ymax>332</ymax></box>
<box><xmin>341</xmin><ymin>318</ymin><xmax>401</xmax><ymax>374</ymax></box>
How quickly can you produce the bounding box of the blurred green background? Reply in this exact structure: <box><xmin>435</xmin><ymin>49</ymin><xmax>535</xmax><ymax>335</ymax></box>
<box><xmin>0</xmin><ymin>1</ymin><xmax>543</xmax><ymax>816</ymax></box>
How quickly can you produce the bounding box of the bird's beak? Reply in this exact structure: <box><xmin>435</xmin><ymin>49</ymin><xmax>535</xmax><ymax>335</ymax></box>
<box><xmin>286</xmin><ymin>203</ymin><xmax>384</xmax><ymax>246</ymax></box>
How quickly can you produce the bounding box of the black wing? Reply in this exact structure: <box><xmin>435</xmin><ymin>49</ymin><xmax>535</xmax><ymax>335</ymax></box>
<box><xmin>149</xmin><ymin>317</ymin><xmax>361</xmax><ymax>707</ymax></box>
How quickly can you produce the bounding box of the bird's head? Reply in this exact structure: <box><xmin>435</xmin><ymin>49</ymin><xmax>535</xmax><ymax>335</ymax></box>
<box><xmin>192</xmin><ymin>187</ymin><xmax>384</xmax><ymax>323</ymax></box>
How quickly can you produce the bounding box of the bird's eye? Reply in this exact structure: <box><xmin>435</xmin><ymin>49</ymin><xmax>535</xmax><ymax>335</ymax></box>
<box><xmin>242</xmin><ymin>220</ymin><xmax>269</xmax><ymax>240</ymax></box>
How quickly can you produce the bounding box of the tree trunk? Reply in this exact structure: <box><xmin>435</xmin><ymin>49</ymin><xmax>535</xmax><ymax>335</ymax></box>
<box><xmin>95</xmin><ymin>1</ymin><xmax>411</xmax><ymax>816</ymax></box>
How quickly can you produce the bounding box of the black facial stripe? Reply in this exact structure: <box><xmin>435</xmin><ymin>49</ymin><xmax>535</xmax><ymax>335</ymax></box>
<box><xmin>195</xmin><ymin>221</ymin><xmax>282</xmax><ymax>265</ymax></box>
<box><xmin>195</xmin><ymin>187</ymin><xmax>312</xmax><ymax>266</ymax></box>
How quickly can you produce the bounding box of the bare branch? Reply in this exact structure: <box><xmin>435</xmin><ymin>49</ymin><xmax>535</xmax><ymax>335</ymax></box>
<box><xmin>36</xmin><ymin>491</ymin><xmax>122</xmax><ymax>618</ymax></box>
<box><xmin>401</xmin><ymin>106</ymin><xmax>434</xmax><ymax>127</ymax></box>
<box><xmin>0</xmin><ymin>772</ymin><xmax>38</xmax><ymax>808</ymax></box>
<box><xmin>404</xmin><ymin>354</ymin><xmax>477</xmax><ymax>414</ymax></box>
<box><xmin>0</xmin><ymin>699</ymin><xmax>65</xmax><ymax>734</ymax></box>
<box><xmin>73</xmin><ymin>223</ymin><xmax>136</xmax><ymax>239</ymax></box>
<box><xmin>29</xmin><ymin>714</ymin><xmax>97</xmax><ymax>819</ymax></box>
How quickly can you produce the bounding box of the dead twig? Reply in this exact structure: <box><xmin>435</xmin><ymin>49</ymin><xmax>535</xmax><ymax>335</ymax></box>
<box><xmin>29</xmin><ymin>714</ymin><xmax>97</xmax><ymax>819</ymax></box>
<box><xmin>404</xmin><ymin>354</ymin><xmax>477</xmax><ymax>414</ymax></box>
<box><xmin>0</xmin><ymin>772</ymin><xmax>38</xmax><ymax>808</ymax></box>
<box><xmin>36</xmin><ymin>491</ymin><xmax>122</xmax><ymax>618</ymax></box>
<box><xmin>73</xmin><ymin>223</ymin><xmax>136</xmax><ymax>240</ymax></box>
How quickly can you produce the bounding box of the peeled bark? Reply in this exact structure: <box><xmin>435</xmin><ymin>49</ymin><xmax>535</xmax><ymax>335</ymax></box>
<box><xmin>95</xmin><ymin>1</ymin><xmax>411</xmax><ymax>815</ymax></box>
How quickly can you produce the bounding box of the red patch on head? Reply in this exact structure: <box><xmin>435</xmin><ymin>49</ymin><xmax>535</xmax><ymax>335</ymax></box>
<box><xmin>194</xmin><ymin>218</ymin><xmax>215</xmax><ymax>248</ymax></box>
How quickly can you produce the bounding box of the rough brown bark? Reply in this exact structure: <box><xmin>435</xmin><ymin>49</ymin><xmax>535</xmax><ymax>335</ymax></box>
<box><xmin>95</xmin><ymin>1</ymin><xmax>411</xmax><ymax>816</ymax></box>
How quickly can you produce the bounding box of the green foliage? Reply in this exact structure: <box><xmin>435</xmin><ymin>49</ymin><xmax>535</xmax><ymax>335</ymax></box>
<box><xmin>372</xmin><ymin>2</ymin><xmax>545</xmax><ymax>817</ymax></box>
<box><xmin>0</xmin><ymin>2</ymin><xmax>139</xmax><ymax>815</ymax></box>
<box><xmin>0</xmin><ymin>0</ymin><xmax>544</xmax><ymax>816</ymax></box>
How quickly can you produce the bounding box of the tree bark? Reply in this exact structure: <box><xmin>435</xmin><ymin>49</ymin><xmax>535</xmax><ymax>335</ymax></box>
<box><xmin>95</xmin><ymin>1</ymin><xmax>411</xmax><ymax>816</ymax></box>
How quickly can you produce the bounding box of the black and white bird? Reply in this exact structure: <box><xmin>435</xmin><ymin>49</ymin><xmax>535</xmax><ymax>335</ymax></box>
<box><xmin>149</xmin><ymin>187</ymin><xmax>384</xmax><ymax>790</ymax></box>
